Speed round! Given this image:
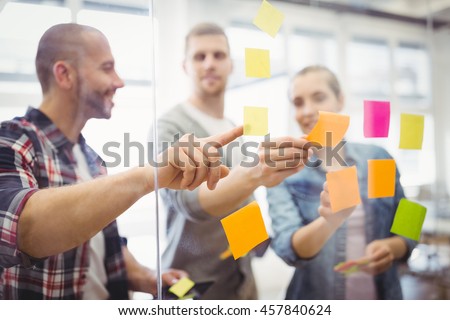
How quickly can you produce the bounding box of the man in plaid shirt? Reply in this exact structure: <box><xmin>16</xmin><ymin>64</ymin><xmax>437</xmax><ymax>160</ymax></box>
<box><xmin>0</xmin><ymin>23</ymin><xmax>241</xmax><ymax>299</ymax></box>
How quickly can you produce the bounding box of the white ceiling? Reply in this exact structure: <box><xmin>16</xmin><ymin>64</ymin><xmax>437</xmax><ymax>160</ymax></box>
<box><xmin>320</xmin><ymin>0</ymin><xmax>450</xmax><ymax>21</ymax></box>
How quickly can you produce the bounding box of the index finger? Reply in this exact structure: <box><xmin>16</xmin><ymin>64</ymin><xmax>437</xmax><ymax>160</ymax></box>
<box><xmin>262</xmin><ymin>136</ymin><xmax>312</xmax><ymax>150</ymax></box>
<box><xmin>201</xmin><ymin>125</ymin><xmax>243</xmax><ymax>148</ymax></box>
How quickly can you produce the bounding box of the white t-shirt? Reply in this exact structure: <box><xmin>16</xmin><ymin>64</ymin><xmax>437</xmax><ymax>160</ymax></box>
<box><xmin>73</xmin><ymin>143</ymin><xmax>109</xmax><ymax>300</ymax></box>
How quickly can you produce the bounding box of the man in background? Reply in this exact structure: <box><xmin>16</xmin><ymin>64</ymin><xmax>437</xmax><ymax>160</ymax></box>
<box><xmin>152</xmin><ymin>23</ymin><xmax>310</xmax><ymax>299</ymax></box>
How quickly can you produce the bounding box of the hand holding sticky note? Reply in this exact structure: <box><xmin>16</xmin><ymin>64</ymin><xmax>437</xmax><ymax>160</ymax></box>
<box><xmin>252</xmin><ymin>0</ymin><xmax>285</xmax><ymax>38</ymax></box>
<box><xmin>364</xmin><ymin>100</ymin><xmax>390</xmax><ymax>138</ymax></box>
<box><xmin>390</xmin><ymin>198</ymin><xmax>427</xmax><ymax>241</ymax></box>
<box><xmin>168</xmin><ymin>277</ymin><xmax>195</xmax><ymax>299</ymax></box>
<box><xmin>306</xmin><ymin>111</ymin><xmax>349</xmax><ymax>147</ymax></box>
<box><xmin>221</xmin><ymin>201</ymin><xmax>269</xmax><ymax>260</ymax></box>
<box><xmin>334</xmin><ymin>259</ymin><xmax>370</xmax><ymax>275</ymax></box>
<box><xmin>326</xmin><ymin>166</ymin><xmax>361</xmax><ymax>213</ymax></box>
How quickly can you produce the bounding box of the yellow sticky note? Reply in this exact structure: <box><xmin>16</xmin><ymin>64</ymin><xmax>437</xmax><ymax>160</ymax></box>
<box><xmin>399</xmin><ymin>113</ymin><xmax>424</xmax><ymax>150</ymax></box>
<box><xmin>390</xmin><ymin>198</ymin><xmax>427</xmax><ymax>241</ymax></box>
<box><xmin>253</xmin><ymin>0</ymin><xmax>285</xmax><ymax>38</ymax></box>
<box><xmin>326</xmin><ymin>166</ymin><xmax>361</xmax><ymax>212</ymax></box>
<box><xmin>219</xmin><ymin>247</ymin><xmax>233</xmax><ymax>260</ymax></box>
<box><xmin>306</xmin><ymin>111</ymin><xmax>350</xmax><ymax>147</ymax></box>
<box><xmin>244</xmin><ymin>106</ymin><xmax>268</xmax><ymax>136</ymax></box>
<box><xmin>368</xmin><ymin>159</ymin><xmax>396</xmax><ymax>198</ymax></box>
<box><xmin>220</xmin><ymin>201</ymin><xmax>269</xmax><ymax>260</ymax></box>
<box><xmin>168</xmin><ymin>277</ymin><xmax>195</xmax><ymax>298</ymax></box>
<box><xmin>245</xmin><ymin>48</ymin><xmax>270</xmax><ymax>78</ymax></box>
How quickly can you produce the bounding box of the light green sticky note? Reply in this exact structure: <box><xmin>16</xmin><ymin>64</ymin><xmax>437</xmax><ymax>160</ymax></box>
<box><xmin>168</xmin><ymin>277</ymin><xmax>195</xmax><ymax>298</ymax></box>
<box><xmin>244</xmin><ymin>106</ymin><xmax>269</xmax><ymax>136</ymax></box>
<box><xmin>245</xmin><ymin>48</ymin><xmax>270</xmax><ymax>78</ymax></box>
<box><xmin>390</xmin><ymin>198</ymin><xmax>427</xmax><ymax>241</ymax></box>
<box><xmin>252</xmin><ymin>0</ymin><xmax>285</xmax><ymax>38</ymax></box>
<box><xmin>399</xmin><ymin>113</ymin><xmax>424</xmax><ymax>150</ymax></box>
<box><xmin>179</xmin><ymin>293</ymin><xmax>196</xmax><ymax>300</ymax></box>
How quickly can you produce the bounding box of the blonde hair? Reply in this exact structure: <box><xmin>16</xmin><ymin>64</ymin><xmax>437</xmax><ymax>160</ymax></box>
<box><xmin>185</xmin><ymin>22</ymin><xmax>229</xmax><ymax>54</ymax></box>
<box><xmin>293</xmin><ymin>65</ymin><xmax>341</xmax><ymax>98</ymax></box>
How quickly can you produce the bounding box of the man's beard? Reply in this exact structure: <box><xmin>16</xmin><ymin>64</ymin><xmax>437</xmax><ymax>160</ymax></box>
<box><xmin>77</xmin><ymin>78</ymin><xmax>111</xmax><ymax>119</ymax></box>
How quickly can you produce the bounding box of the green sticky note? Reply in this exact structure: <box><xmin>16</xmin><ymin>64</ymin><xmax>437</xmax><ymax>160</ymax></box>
<box><xmin>245</xmin><ymin>48</ymin><xmax>270</xmax><ymax>78</ymax></box>
<box><xmin>252</xmin><ymin>0</ymin><xmax>285</xmax><ymax>38</ymax></box>
<box><xmin>179</xmin><ymin>293</ymin><xmax>196</xmax><ymax>300</ymax></box>
<box><xmin>390</xmin><ymin>198</ymin><xmax>427</xmax><ymax>241</ymax></box>
<box><xmin>244</xmin><ymin>106</ymin><xmax>269</xmax><ymax>136</ymax></box>
<box><xmin>399</xmin><ymin>113</ymin><xmax>424</xmax><ymax>150</ymax></box>
<box><xmin>168</xmin><ymin>277</ymin><xmax>195</xmax><ymax>298</ymax></box>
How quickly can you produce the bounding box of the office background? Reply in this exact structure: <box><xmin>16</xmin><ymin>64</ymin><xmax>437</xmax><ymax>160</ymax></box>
<box><xmin>1</xmin><ymin>0</ymin><xmax>449</xmax><ymax>298</ymax></box>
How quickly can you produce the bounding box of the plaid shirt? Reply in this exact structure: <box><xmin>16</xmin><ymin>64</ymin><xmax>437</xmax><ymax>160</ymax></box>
<box><xmin>0</xmin><ymin>107</ymin><xmax>128</xmax><ymax>299</ymax></box>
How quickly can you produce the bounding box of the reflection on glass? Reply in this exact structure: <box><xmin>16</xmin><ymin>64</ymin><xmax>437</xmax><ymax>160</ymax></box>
<box><xmin>395</xmin><ymin>41</ymin><xmax>430</xmax><ymax>102</ymax></box>
<box><xmin>288</xmin><ymin>29</ymin><xmax>338</xmax><ymax>74</ymax></box>
<box><xmin>0</xmin><ymin>2</ymin><xmax>70</xmax><ymax>76</ymax></box>
<box><xmin>347</xmin><ymin>37</ymin><xmax>390</xmax><ymax>98</ymax></box>
<box><xmin>78</xmin><ymin>9</ymin><xmax>153</xmax><ymax>83</ymax></box>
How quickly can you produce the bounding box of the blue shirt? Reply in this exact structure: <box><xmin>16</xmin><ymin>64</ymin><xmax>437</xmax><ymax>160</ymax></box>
<box><xmin>267</xmin><ymin>142</ymin><xmax>416</xmax><ymax>299</ymax></box>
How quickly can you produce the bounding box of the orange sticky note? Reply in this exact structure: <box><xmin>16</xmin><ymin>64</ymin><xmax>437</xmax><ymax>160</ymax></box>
<box><xmin>306</xmin><ymin>111</ymin><xmax>349</xmax><ymax>147</ymax></box>
<box><xmin>326</xmin><ymin>166</ymin><xmax>361</xmax><ymax>212</ymax></box>
<box><xmin>368</xmin><ymin>159</ymin><xmax>396</xmax><ymax>198</ymax></box>
<box><xmin>219</xmin><ymin>247</ymin><xmax>233</xmax><ymax>260</ymax></box>
<box><xmin>220</xmin><ymin>201</ymin><xmax>269</xmax><ymax>260</ymax></box>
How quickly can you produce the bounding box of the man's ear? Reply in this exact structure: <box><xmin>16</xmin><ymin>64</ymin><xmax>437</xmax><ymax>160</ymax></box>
<box><xmin>52</xmin><ymin>61</ymin><xmax>75</xmax><ymax>90</ymax></box>
<box><xmin>182</xmin><ymin>59</ymin><xmax>188</xmax><ymax>75</ymax></box>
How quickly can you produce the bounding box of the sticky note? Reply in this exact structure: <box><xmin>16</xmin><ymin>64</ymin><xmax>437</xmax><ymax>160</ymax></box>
<box><xmin>253</xmin><ymin>0</ymin><xmax>285</xmax><ymax>38</ymax></box>
<box><xmin>220</xmin><ymin>201</ymin><xmax>269</xmax><ymax>260</ymax></box>
<box><xmin>306</xmin><ymin>111</ymin><xmax>349</xmax><ymax>147</ymax></box>
<box><xmin>219</xmin><ymin>247</ymin><xmax>233</xmax><ymax>260</ymax></box>
<box><xmin>368</xmin><ymin>159</ymin><xmax>396</xmax><ymax>198</ymax></box>
<box><xmin>399</xmin><ymin>113</ymin><xmax>424</xmax><ymax>149</ymax></box>
<box><xmin>326</xmin><ymin>166</ymin><xmax>361</xmax><ymax>212</ymax></box>
<box><xmin>244</xmin><ymin>106</ymin><xmax>268</xmax><ymax>136</ymax></box>
<box><xmin>334</xmin><ymin>259</ymin><xmax>369</xmax><ymax>274</ymax></box>
<box><xmin>245</xmin><ymin>48</ymin><xmax>270</xmax><ymax>78</ymax></box>
<box><xmin>390</xmin><ymin>198</ymin><xmax>427</xmax><ymax>241</ymax></box>
<box><xmin>168</xmin><ymin>277</ymin><xmax>195</xmax><ymax>298</ymax></box>
<box><xmin>364</xmin><ymin>100</ymin><xmax>390</xmax><ymax>137</ymax></box>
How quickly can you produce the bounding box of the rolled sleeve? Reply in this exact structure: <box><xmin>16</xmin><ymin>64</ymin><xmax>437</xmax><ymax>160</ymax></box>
<box><xmin>267</xmin><ymin>182</ymin><xmax>306</xmax><ymax>267</ymax></box>
<box><xmin>0</xmin><ymin>141</ymin><xmax>40</xmax><ymax>268</ymax></box>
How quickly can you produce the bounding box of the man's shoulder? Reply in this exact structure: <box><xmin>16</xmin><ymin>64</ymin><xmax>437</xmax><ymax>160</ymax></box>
<box><xmin>157</xmin><ymin>103</ymin><xmax>207</xmax><ymax>138</ymax></box>
<box><xmin>158</xmin><ymin>103</ymin><xmax>189</xmax><ymax>122</ymax></box>
<box><xmin>0</xmin><ymin>116</ymin><xmax>34</xmax><ymax>141</ymax></box>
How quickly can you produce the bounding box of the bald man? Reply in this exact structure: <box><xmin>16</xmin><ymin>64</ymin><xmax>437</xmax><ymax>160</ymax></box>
<box><xmin>0</xmin><ymin>23</ymin><xmax>242</xmax><ymax>299</ymax></box>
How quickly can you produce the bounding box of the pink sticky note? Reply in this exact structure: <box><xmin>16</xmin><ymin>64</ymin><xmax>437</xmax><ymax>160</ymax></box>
<box><xmin>364</xmin><ymin>100</ymin><xmax>390</xmax><ymax>138</ymax></box>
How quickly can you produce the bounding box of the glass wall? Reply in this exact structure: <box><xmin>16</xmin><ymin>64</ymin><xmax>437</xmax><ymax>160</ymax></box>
<box><xmin>1</xmin><ymin>0</ymin><xmax>448</xmax><ymax>300</ymax></box>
